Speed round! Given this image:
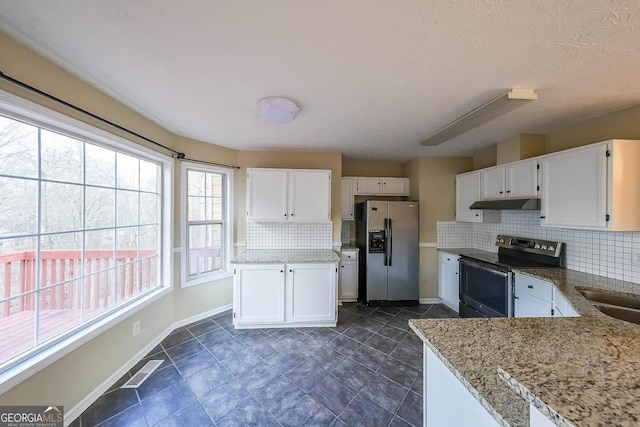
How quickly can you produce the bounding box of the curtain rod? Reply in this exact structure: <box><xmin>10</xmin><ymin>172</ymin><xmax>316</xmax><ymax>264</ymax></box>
<box><xmin>0</xmin><ymin>70</ymin><xmax>240</xmax><ymax>169</ymax></box>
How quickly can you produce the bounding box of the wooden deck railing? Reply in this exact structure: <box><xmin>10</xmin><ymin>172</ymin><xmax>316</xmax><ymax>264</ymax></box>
<box><xmin>0</xmin><ymin>249</ymin><xmax>157</xmax><ymax>317</ymax></box>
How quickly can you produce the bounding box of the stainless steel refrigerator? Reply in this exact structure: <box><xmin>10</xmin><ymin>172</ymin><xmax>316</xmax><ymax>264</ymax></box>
<box><xmin>355</xmin><ymin>201</ymin><xmax>419</xmax><ymax>305</ymax></box>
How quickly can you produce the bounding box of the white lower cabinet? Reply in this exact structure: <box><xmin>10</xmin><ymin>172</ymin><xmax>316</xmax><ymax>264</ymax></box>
<box><xmin>438</xmin><ymin>252</ymin><xmax>459</xmax><ymax>312</ymax></box>
<box><xmin>425</xmin><ymin>344</ymin><xmax>499</xmax><ymax>427</ymax></box>
<box><xmin>286</xmin><ymin>263</ymin><xmax>337</xmax><ymax>323</ymax></box>
<box><xmin>233</xmin><ymin>262</ymin><xmax>337</xmax><ymax>328</ymax></box>
<box><xmin>339</xmin><ymin>250</ymin><xmax>358</xmax><ymax>302</ymax></box>
<box><xmin>233</xmin><ymin>264</ymin><xmax>285</xmax><ymax>325</ymax></box>
<box><xmin>514</xmin><ymin>273</ymin><xmax>579</xmax><ymax>318</ymax></box>
<box><xmin>530</xmin><ymin>404</ymin><xmax>557</xmax><ymax>427</ymax></box>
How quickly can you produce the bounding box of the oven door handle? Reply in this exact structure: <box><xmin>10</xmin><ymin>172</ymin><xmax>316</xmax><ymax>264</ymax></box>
<box><xmin>459</xmin><ymin>259</ymin><xmax>509</xmax><ymax>277</ymax></box>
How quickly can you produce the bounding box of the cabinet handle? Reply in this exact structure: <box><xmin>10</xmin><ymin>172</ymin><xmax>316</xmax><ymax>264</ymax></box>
<box><xmin>475</xmin><ymin>214</ymin><xmax>479</xmax><ymax>217</ymax></box>
<box><xmin>499</xmin><ymin>191</ymin><xmax>503</xmax><ymax>194</ymax></box>
<box><xmin>528</xmin><ymin>285</ymin><xmax>534</xmax><ymax>289</ymax></box>
<box><xmin>341</xmin><ymin>265</ymin><xmax>344</xmax><ymax>268</ymax></box>
<box><xmin>280</xmin><ymin>270</ymin><xmax>284</xmax><ymax>273</ymax></box>
<box><xmin>540</xmin><ymin>216</ymin><xmax>546</xmax><ymax>219</ymax></box>
<box><xmin>506</xmin><ymin>190</ymin><xmax>511</xmax><ymax>193</ymax></box>
<box><xmin>514</xmin><ymin>296</ymin><xmax>519</xmax><ymax>299</ymax></box>
<box><xmin>289</xmin><ymin>269</ymin><xmax>293</xmax><ymax>272</ymax></box>
<box><xmin>284</xmin><ymin>213</ymin><xmax>287</xmax><ymax>217</ymax></box>
<box><xmin>291</xmin><ymin>213</ymin><xmax>294</xmax><ymax>216</ymax></box>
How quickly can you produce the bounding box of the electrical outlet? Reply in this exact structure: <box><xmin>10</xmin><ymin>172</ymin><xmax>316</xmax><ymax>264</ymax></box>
<box><xmin>133</xmin><ymin>321</ymin><xmax>141</xmax><ymax>336</ymax></box>
<box><xmin>633</xmin><ymin>249</ymin><xmax>640</xmax><ymax>266</ymax></box>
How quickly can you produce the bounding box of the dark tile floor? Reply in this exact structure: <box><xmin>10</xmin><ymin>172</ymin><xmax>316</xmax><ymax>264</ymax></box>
<box><xmin>73</xmin><ymin>302</ymin><xmax>457</xmax><ymax>427</ymax></box>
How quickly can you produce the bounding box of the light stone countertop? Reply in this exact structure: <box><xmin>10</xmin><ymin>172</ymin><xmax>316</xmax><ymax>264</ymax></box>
<box><xmin>340</xmin><ymin>244</ymin><xmax>359</xmax><ymax>252</ymax></box>
<box><xmin>409</xmin><ymin>267</ymin><xmax>640</xmax><ymax>427</ymax></box>
<box><xmin>231</xmin><ymin>249</ymin><xmax>340</xmax><ymax>264</ymax></box>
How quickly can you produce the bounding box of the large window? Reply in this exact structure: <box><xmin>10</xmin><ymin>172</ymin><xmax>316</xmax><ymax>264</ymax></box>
<box><xmin>0</xmin><ymin>92</ymin><xmax>171</xmax><ymax>374</ymax></box>
<box><xmin>181</xmin><ymin>163</ymin><xmax>233</xmax><ymax>286</ymax></box>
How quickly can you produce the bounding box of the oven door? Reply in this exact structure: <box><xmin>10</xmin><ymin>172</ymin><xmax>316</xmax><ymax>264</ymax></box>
<box><xmin>459</xmin><ymin>258</ymin><xmax>512</xmax><ymax>317</ymax></box>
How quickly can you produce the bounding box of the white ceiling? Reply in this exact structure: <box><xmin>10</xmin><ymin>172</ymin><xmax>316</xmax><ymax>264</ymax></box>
<box><xmin>1</xmin><ymin>1</ymin><xmax>640</xmax><ymax>161</ymax></box>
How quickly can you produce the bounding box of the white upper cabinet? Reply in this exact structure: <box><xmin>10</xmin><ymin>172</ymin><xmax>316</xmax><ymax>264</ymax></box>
<box><xmin>480</xmin><ymin>159</ymin><xmax>538</xmax><ymax>200</ymax></box>
<box><xmin>289</xmin><ymin>169</ymin><xmax>331</xmax><ymax>221</ymax></box>
<box><xmin>341</xmin><ymin>178</ymin><xmax>355</xmax><ymax>220</ymax></box>
<box><xmin>246</xmin><ymin>168</ymin><xmax>331</xmax><ymax>221</ymax></box>
<box><xmin>246</xmin><ymin>168</ymin><xmax>289</xmax><ymax>220</ymax></box>
<box><xmin>354</xmin><ymin>177</ymin><xmax>409</xmax><ymax>196</ymax></box>
<box><xmin>540</xmin><ymin>143</ymin><xmax>608</xmax><ymax>229</ymax></box>
<box><xmin>539</xmin><ymin>139</ymin><xmax>640</xmax><ymax>231</ymax></box>
<box><xmin>480</xmin><ymin>166</ymin><xmax>506</xmax><ymax>199</ymax></box>
<box><xmin>506</xmin><ymin>158</ymin><xmax>539</xmax><ymax>198</ymax></box>
<box><xmin>456</xmin><ymin>171</ymin><xmax>499</xmax><ymax>223</ymax></box>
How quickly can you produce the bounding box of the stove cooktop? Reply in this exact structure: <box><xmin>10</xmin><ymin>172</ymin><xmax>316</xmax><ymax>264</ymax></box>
<box><xmin>458</xmin><ymin>235</ymin><xmax>565</xmax><ymax>270</ymax></box>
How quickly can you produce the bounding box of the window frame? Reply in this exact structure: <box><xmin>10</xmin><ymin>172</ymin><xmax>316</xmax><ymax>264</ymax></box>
<box><xmin>0</xmin><ymin>89</ymin><xmax>173</xmax><ymax>393</ymax></box>
<box><xmin>180</xmin><ymin>162</ymin><xmax>234</xmax><ymax>287</ymax></box>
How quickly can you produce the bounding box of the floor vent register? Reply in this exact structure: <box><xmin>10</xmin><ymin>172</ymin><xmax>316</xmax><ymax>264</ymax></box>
<box><xmin>121</xmin><ymin>360</ymin><xmax>164</xmax><ymax>389</ymax></box>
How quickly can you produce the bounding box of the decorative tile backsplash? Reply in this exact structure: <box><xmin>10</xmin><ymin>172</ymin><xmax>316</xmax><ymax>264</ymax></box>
<box><xmin>438</xmin><ymin>211</ymin><xmax>640</xmax><ymax>284</ymax></box>
<box><xmin>247</xmin><ymin>221</ymin><xmax>333</xmax><ymax>250</ymax></box>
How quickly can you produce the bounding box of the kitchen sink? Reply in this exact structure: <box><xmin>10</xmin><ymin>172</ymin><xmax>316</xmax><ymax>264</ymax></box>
<box><xmin>577</xmin><ymin>289</ymin><xmax>640</xmax><ymax>325</ymax></box>
<box><xmin>594</xmin><ymin>305</ymin><xmax>640</xmax><ymax>325</ymax></box>
<box><xmin>577</xmin><ymin>289</ymin><xmax>640</xmax><ymax>311</ymax></box>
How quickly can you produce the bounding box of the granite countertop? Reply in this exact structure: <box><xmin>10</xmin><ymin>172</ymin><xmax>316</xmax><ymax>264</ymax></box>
<box><xmin>231</xmin><ymin>249</ymin><xmax>340</xmax><ymax>264</ymax></box>
<box><xmin>409</xmin><ymin>267</ymin><xmax>640</xmax><ymax>427</ymax></box>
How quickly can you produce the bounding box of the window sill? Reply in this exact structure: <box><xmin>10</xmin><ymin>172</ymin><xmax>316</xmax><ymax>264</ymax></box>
<box><xmin>0</xmin><ymin>286</ymin><xmax>172</xmax><ymax>395</ymax></box>
<box><xmin>182</xmin><ymin>271</ymin><xmax>233</xmax><ymax>288</ymax></box>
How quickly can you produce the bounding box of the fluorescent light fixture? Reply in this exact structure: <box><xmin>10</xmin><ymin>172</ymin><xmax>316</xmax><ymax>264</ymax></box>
<box><xmin>421</xmin><ymin>89</ymin><xmax>538</xmax><ymax>146</ymax></box>
<box><xmin>255</xmin><ymin>97</ymin><xmax>300</xmax><ymax>124</ymax></box>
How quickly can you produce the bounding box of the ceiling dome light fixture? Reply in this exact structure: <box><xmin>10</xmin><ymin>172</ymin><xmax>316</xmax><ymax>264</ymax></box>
<box><xmin>255</xmin><ymin>97</ymin><xmax>300</xmax><ymax>124</ymax></box>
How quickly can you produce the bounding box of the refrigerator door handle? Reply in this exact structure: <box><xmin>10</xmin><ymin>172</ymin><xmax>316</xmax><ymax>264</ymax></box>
<box><xmin>383</xmin><ymin>218</ymin><xmax>388</xmax><ymax>266</ymax></box>
<box><xmin>388</xmin><ymin>218</ymin><xmax>393</xmax><ymax>266</ymax></box>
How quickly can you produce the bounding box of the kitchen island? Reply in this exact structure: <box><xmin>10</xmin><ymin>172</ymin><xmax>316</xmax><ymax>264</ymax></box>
<box><xmin>410</xmin><ymin>268</ymin><xmax>640</xmax><ymax>427</ymax></box>
<box><xmin>231</xmin><ymin>249</ymin><xmax>340</xmax><ymax>329</ymax></box>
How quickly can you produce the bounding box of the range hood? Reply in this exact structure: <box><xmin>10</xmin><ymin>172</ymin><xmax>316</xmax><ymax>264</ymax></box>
<box><xmin>469</xmin><ymin>198</ymin><xmax>540</xmax><ymax>210</ymax></box>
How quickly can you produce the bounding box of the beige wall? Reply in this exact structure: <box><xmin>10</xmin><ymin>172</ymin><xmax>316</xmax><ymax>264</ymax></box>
<box><xmin>496</xmin><ymin>134</ymin><xmax>545</xmax><ymax>164</ymax></box>
<box><xmin>0</xmin><ymin>32</ymin><xmax>238</xmax><ymax>411</ymax></box>
<box><xmin>403</xmin><ymin>157</ymin><xmax>473</xmax><ymax>298</ymax></box>
<box><xmin>472</xmin><ymin>146</ymin><xmax>497</xmax><ymax>169</ymax></box>
<box><xmin>545</xmin><ymin>104</ymin><xmax>640</xmax><ymax>153</ymax></box>
<box><xmin>236</xmin><ymin>151</ymin><xmax>343</xmax><ymax>244</ymax></box>
<box><xmin>342</xmin><ymin>159</ymin><xmax>405</xmax><ymax>177</ymax></box>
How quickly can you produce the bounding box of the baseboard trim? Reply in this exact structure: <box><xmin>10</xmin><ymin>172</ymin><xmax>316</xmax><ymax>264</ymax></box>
<box><xmin>420</xmin><ymin>298</ymin><xmax>442</xmax><ymax>304</ymax></box>
<box><xmin>66</xmin><ymin>303</ymin><xmax>233</xmax><ymax>424</ymax></box>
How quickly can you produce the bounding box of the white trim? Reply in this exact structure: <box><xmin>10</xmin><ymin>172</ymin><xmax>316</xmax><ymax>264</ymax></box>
<box><xmin>0</xmin><ymin>287</ymin><xmax>171</xmax><ymax>396</ymax></box>
<box><xmin>0</xmin><ymin>89</ymin><xmax>175</xmax><ymax>391</ymax></box>
<box><xmin>419</xmin><ymin>242</ymin><xmax>438</xmax><ymax>248</ymax></box>
<box><xmin>234</xmin><ymin>321</ymin><xmax>336</xmax><ymax>329</ymax></box>
<box><xmin>420</xmin><ymin>298</ymin><xmax>443</xmax><ymax>304</ymax></box>
<box><xmin>332</xmin><ymin>241</ymin><xmax>342</xmax><ymax>248</ymax></box>
<box><xmin>65</xmin><ymin>302</ymin><xmax>232</xmax><ymax>423</ymax></box>
<box><xmin>234</xmin><ymin>242</ymin><xmax>246</xmax><ymax>247</ymax></box>
<box><xmin>180</xmin><ymin>162</ymin><xmax>234</xmax><ymax>288</ymax></box>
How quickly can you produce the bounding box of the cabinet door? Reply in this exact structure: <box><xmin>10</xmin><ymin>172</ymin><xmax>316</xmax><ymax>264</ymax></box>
<box><xmin>480</xmin><ymin>166</ymin><xmax>506</xmax><ymax>199</ymax></box>
<box><xmin>381</xmin><ymin>178</ymin><xmax>408</xmax><ymax>195</ymax></box>
<box><xmin>506</xmin><ymin>158</ymin><xmax>538</xmax><ymax>198</ymax></box>
<box><xmin>233</xmin><ymin>264</ymin><xmax>285</xmax><ymax>325</ymax></box>
<box><xmin>286</xmin><ymin>263</ymin><xmax>337</xmax><ymax>323</ymax></box>
<box><xmin>540</xmin><ymin>143</ymin><xmax>608</xmax><ymax>229</ymax></box>
<box><xmin>246</xmin><ymin>169</ymin><xmax>288</xmax><ymax>220</ymax></box>
<box><xmin>456</xmin><ymin>172</ymin><xmax>483</xmax><ymax>222</ymax></box>
<box><xmin>438</xmin><ymin>252</ymin><xmax>459</xmax><ymax>312</ymax></box>
<box><xmin>339</xmin><ymin>261</ymin><xmax>358</xmax><ymax>301</ymax></box>
<box><xmin>514</xmin><ymin>292</ymin><xmax>553</xmax><ymax>318</ymax></box>
<box><xmin>356</xmin><ymin>178</ymin><xmax>382</xmax><ymax>195</ymax></box>
<box><xmin>341</xmin><ymin>178</ymin><xmax>355</xmax><ymax>220</ymax></box>
<box><xmin>289</xmin><ymin>170</ymin><xmax>331</xmax><ymax>221</ymax></box>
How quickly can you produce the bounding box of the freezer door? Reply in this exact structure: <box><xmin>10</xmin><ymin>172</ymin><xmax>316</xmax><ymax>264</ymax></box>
<box><xmin>365</xmin><ymin>201</ymin><xmax>388</xmax><ymax>301</ymax></box>
<box><xmin>387</xmin><ymin>201</ymin><xmax>420</xmax><ymax>301</ymax></box>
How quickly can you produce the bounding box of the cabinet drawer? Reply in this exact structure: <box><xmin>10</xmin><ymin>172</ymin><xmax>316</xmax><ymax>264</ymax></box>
<box><xmin>340</xmin><ymin>250</ymin><xmax>358</xmax><ymax>261</ymax></box>
<box><xmin>515</xmin><ymin>274</ymin><xmax>553</xmax><ymax>301</ymax></box>
<box><xmin>439</xmin><ymin>252</ymin><xmax>459</xmax><ymax>265</ymax></box>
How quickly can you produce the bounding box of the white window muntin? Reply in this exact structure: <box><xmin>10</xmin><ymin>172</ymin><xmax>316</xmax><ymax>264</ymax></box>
<box><xmin>0</xmin><ymin>89</ymin><xmax>173</xmax><ymax>382</ymax></box>
<box><xmin>181</xmin><ymin>162</ymin><xmax>233</xmax><ymax>287</ymax></box>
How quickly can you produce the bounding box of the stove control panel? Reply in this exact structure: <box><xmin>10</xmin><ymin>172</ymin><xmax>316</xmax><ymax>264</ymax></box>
<box><xmin>495</xmin><ymin>235</ymin><xmax>563</xmax><ymax>257</ymax></box>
